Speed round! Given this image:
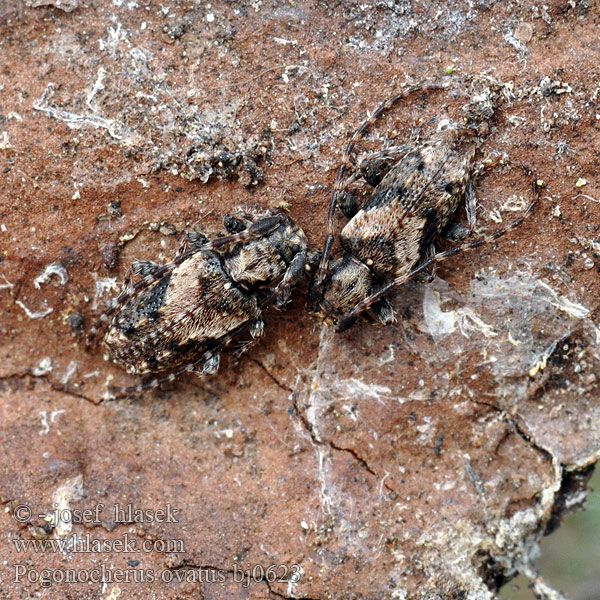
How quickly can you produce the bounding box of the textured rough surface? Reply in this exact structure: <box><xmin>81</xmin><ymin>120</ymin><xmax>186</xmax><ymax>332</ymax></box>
<box><xmin>1</xmin><ymin>1</ymin><xmax>599</xmax><ymax>598</ymax></box>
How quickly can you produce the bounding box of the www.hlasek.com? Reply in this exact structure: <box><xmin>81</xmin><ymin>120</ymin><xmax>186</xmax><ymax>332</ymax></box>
<box><xmin>13</xmin><ymin>563</ymin><xmax>302</xmax><ymax>588</ymax></box>
<box><xmin>13</xmin><ymin>533</ymin><xmax>184</xmax><ymax>554</ymax></box>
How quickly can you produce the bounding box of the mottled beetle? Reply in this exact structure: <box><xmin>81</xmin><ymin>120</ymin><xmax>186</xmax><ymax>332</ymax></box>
<box><xmin>307</xmin><ymin>80</ymin><xmax>536</xmax><ymax>331</ymax></box>
<box><xmin>88</xmin><ymin>210</ymin><xmax>313</xmax><ymax>392</ymax></box>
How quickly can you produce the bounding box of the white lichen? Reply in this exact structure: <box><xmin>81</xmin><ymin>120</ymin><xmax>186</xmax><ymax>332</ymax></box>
<box><xmin>33</xmin><ymin>262</ymin><xmax>68</xmax><ymax>289</ymax></box>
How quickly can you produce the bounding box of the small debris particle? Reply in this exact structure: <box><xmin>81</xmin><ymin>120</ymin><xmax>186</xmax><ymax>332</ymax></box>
<box><xmin>101</xmin><ymin>242</ymin><xmax>119</xmax><ymax>270</ymax></box>
<box><xmin>67</xmin><ymin>311</ymin><xmax>84</xmax><ymax>331</ymax></box>
<box><xmin>26</xmin><ymin>0</ymin><xmax>78</xmax><ymax>12</ymax></box>
<box><xmin>61</xmin><ymin>360</ymin><xmax>78</xmax><ymax>385</ymax></box>
<box><xmin>464</xmin><ymin>460</ymin><xmax>484</xmax><ymax>495</ymax></box>
<box><xmin>34</xmin><ymin>262</ymin><xmax>68</xmax><ymax>289</ymax></box>
<box><xmin>0</xmin><ymin>274</ymin><xmax>14</xmax><ymax>290</ymax></box>
<box><xmin>33</xmin><ymin>357</ymin><xmax>53</xmax><ymax>377</ymax></box>
<box><xmin>163</xmin><ymin>23</ymin><xmax>186</xmax><ymax>40</ymax></box>
<box><xmin>508</xmin><ymin>331</ymin><xmax>522</xmax><ymax>346</ymax></box>
<box><xmin>0</xmin><ymin>131</ymin><xmax>12</xmax><ymax>150</ymax></box>
<box><xmin>529</xmin><ymin>355</ymin><xmax>547</xmax><ymax>378</ymax></box>
<box><xmin>273</xmin><ymin>37</ymin><xmax>298</xmax><ymax>46</ymax></box>
<box><xmin>575</xmin><ymin>178</ymin><xmax>587</xmax><ymax>188</ymax></box>
<box><xmin>16</xmin><ymin>299</ymin><xmax>53</xmax><ymax>319</ymax></box>
<box><xmin>514</xmin><ymin>22</ymin><xmax>534</xmax><ymax>44</ymax></box>
<box><xmin>159</xmin><ymin>223</ymin><xmax>177</xmax><ymax>236</ymax></box>
<box><xmin>93</xmin><ymin>277</ymin><xmax>119</xmax><ymax>309</ymax></box>
<box><xmin>108</xmin><ymin>200</ymin><xmax>122</xmax><ymax>218</ymax></box>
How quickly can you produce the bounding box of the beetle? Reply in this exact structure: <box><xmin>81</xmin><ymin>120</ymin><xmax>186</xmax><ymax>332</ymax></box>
<box><xmin>89</xmin><ymin>210</ymin><xmax>314</xmax><ymax>392</ymax></box>
<box><xmin>307</xmin><ymin>80</ymin><xmax>536</xmax><ymax>332</ymax></box>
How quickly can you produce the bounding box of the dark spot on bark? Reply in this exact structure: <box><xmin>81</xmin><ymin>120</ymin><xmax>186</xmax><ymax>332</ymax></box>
<box><xmin>67</xmin><ymin>311</ymin><xmax>84</xmax><ymax>331</ymax></box>
<box><xmin>101</xmin><ymin>241</ymin><xmax>119</xmax><ymax>270</ymax></box>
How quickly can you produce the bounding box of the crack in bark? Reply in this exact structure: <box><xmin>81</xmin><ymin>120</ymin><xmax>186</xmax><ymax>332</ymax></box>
<box><xmin>262</xmin><ymin>577</ymin><xmax>321</xmax><ymax>600</ymax></box>
<box><xmin>0</xmin><ymin>372</ymin><xmax>101</xmax><ymax>406</ymax></box>
<box><xmin>512</xmin><ymin>417</ymin><xmax>557</xmax><ymax>466</ymax></box>
<box><xmin>249</xmin><ymin>358</ymin><xmax>292</xmax><ymax>393</ymax></box>
<box><xmin>0</xmin><ymin>370</ymin><xmax>31</xmax><ymax>382</ymax></box>
<box><xmin>291</xmin><ymin>393</ymin><xmax>395</xmax><ymax>495</ymax></box>
<box><xmin>50</xmin><ymin>381</ymin><xmax>101</xmax><ymax>406</ymax></box>
<box><xmin>251</xmin><ymin>357</ymin><xmax>390</xmax><ymax>491</ymax></box>
<box><xmin>168</xmin><ymin>562</ymin><xmax>322</xmax><ymax>599</ymax></box>
<box><xmin>470</xmin><ymin>397</ymin><xmax>558</xmax><ymax>467</ymax></box>
<box><xmin>470</xmin><ymin>397</ymin><xmax>503</xmax><ymax>413</ymax></box>
<box><xmin>328</xmin><ymin>439</ymin><xmax>393</xmax><ymax>492</ymax></box>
